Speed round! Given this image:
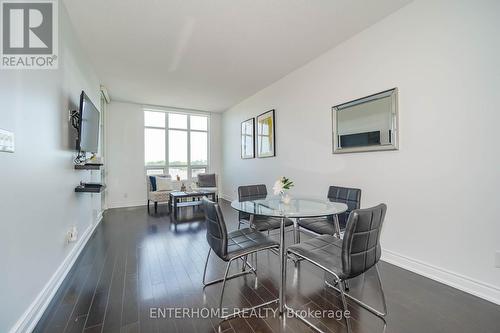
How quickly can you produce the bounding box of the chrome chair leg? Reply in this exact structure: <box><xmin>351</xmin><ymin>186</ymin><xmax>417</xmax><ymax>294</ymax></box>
<box><xmin>202</xmin><ymin>249</ymin><xmax>211</xmax><ymax>286</ymax></box>
<box><xmin>241</xmin><ymin>255</ymin><xmax>248</xmax><ymax>272</ymax></box>
<box><xmin>325</xmin><ymin>273</ymin><xmax>387</xmax><ymax>319</ymax></box>
<box><xmin>219</xmin><ymin>259</ymin><xmax>233</xmax><ymax>313</ymax></box>
<box><xmin>202</xmin><ymin>250</ymin><xmax>256</xmax><ymax>288</ymax></box>
<box><xmin>284</xmin><ymin>254</ymin><xmax>345</xmax><ymax>333</ymax></box>
<box><xmin>375</xmin><ymin>264</ymin><xmax>388</xmax><ymax>316</ymax></box>
<box><xmin>210</xmin><ymin>250</ymin><xmax>278</xmax><ymax>321</ymax></box>
<box><xmin>287</xmin><ymin>250</ymin><xmax>387</xmax><ymax>333</ymax></box>
<box><xmin>338</xmin><ymin>277</ymin><xmax>352</xmax><ymax>333</ymax></box>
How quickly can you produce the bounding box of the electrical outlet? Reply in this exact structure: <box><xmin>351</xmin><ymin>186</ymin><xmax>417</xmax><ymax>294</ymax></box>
<box><xmin>67</xmin><ymin>227</ymin><xmax>78</xmax><ymax>243</ymax></box>
<box><xmin>496</xmin><ymin>251</ymin><xmax>500</xmax><ymax>268</ymax></box>
<box><xmin>0</xmin><ymin>129</ymin><xmax>15</xmax><ymax>153</ymax></box>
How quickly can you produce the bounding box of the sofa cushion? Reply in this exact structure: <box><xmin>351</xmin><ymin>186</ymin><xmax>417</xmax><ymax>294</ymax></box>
<box><xmin>197</xmin><ymin>173</ymin><xmax>216</xmax><ymax>187</ymax></box>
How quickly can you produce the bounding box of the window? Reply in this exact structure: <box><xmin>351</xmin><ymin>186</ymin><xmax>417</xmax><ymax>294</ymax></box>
<box><xmin>146</xmin><ymin>169</ymin><xmax>165</xmax><ymax>176</ymax></box>
<box><xmin>144</xmin><ymin>109</ymin><xmax>209</xmax><ymax>180</ymax></box>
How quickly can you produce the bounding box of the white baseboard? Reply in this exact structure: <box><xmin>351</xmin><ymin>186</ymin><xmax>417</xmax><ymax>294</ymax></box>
<box><xmin>9</xmin><ymin>214</ymin><xmax>104</xmax><ymax>333</ymax></box>
<box><xmin>219</xmin><ymin>193</ymin><xmax>234</xmax><ymax>202</ymax></box>
<box><xmin>382</xmin><ymin>249</ymin><xmax>500</xmax><ymax>306</ymax></box>
<box><xmin>106</xmin><ymin>200</ymin><xmax>146</xmax><ymax>209</ymax></box>
<box><xmin>96</xmin><ymin>211</ymin><xmax>103</xmax><ymax>224</ymax></box>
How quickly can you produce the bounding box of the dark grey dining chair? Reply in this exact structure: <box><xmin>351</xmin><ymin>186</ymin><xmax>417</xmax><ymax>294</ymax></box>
<box><xmin>285</xmin><ymin>204</ymin><xmax>388</xmax><ymax>333</ymax></box>
<box><xmin>201</xmin><ymin>197</ymin><xmax>279</xmax><ymax>320</ymax></box>
<box><xmin>237</xmin><ymin>184</ymin><xmax>294</xmax><ymax>233</ymax></box>
<box><xmin>296</xmin><ymin>186</ymin><xmax>361</xmax><ymax>240</ymax></box>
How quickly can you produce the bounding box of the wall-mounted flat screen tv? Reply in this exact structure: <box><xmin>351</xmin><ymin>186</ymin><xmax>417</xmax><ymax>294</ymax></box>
<box><xmin>76</xmin><ymin>91</ymin><xmax>100</xmax><ymax>153</ymax></box>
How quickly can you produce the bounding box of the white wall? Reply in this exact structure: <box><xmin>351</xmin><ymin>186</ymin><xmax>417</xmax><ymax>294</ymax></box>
<box><xmin>222</xmin><ymin>0</ymin><xmax>500</xmax><ymax>304</ymax></box>
<box><xmin>105</xmin><ymin>101</ymin><xmax>222</xmax><ymax>208</ymax></box>
<box><xmin>0</xmin><ymin>3</ymin><xmax>102</xmax><ymax>333</ymax></box>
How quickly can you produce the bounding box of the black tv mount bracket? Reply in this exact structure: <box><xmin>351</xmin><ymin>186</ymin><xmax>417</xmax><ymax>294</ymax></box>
<box><xmin>70</xmin><ymin>110</ymin><xmax>80</xmax><ymax>130</ymax></box>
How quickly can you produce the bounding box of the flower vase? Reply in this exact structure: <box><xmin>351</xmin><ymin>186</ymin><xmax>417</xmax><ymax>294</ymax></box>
<box><xmin>280</xmin><ymin>191</ymin><xmax>291</xmax><ymax>204</ymax></box>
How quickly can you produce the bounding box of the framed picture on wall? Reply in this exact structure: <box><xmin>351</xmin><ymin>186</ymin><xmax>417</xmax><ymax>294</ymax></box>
<box><xmin>241</xmin><ymin>118</ymin><xmax>255</xmax><ymax>159</ymax></box>
<box><xmin>256</xmin><ymin>109</ymin><xmax>276</xmax><ymax>158</ymax></box>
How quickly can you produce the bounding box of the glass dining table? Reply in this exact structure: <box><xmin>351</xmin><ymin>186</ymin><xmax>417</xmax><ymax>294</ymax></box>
<box><xmin>231</xmin><ymin>195</ymin><xmax>348</xmax><ymax>314</ymax></box>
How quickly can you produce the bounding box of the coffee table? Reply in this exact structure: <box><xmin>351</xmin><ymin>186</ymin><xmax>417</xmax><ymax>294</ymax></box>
<box><xmin>169</xmin><ymin>190</ymin><xmax>217</xmax><ymax>220</ymax></box>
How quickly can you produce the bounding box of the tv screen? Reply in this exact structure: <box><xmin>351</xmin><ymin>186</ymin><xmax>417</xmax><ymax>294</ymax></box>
<box><xmin>77</xmin><ymin>91</ymin><xmax>100</xmax><ymax>153</ymax></box>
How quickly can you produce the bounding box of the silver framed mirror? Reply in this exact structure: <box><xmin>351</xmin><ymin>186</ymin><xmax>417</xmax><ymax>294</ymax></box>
<box><xmin>332</xmin><ymin>88</ymin><xmax>399</xmax><ymax>154</ymax></box>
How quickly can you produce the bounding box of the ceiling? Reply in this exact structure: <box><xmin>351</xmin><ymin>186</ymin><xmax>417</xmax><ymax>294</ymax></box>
<box><xmin>64</xmin><ymin>0</ymin><xmax>411</xmax><ymax>112</ymax></box>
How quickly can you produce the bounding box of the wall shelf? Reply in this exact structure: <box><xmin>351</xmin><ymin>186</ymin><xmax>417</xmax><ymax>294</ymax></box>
<box><xmin>75</xmin><ymin>184</ymin><xmax>105</xmax><ymax>193</ymax></box>
<box><xmin>74</xmin><ymin>163</ymin><xmax>103</xmax><ymax>170</ymax></box>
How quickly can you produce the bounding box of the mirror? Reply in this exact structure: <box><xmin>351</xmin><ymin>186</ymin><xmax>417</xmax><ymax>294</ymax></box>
<box><xmin>332</xmin><ymin>88</ymin><xmax>399</xmax><ymax>154</ymax></box>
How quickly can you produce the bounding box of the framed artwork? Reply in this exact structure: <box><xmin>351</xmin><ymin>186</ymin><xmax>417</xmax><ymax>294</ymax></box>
<box><xmin>241</xmin><ymin>118</ymin><xmax>255</xmax><ymax>159</ymax></box>
<box><xmin>256</xmin><ymin>109</ymin><xmax>276</xmax><ymax>158</ymax></box>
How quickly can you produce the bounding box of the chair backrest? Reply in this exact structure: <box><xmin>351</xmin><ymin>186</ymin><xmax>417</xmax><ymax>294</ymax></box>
<box><xmin>238</xmin><ymin>184</ymin><xmax>268</xmax><ymax>201</ymax></box>
<box><xmin>202</xmin><ymin>197</ymin><xmax>228</xmax><ymax>259</ymax></box>
<box><xmin>197</xmin><ymin>173</ymin><xmax>217</xmax><ymax>187</ymax></box>
<box><xmin>341</xmin><ymin>203</ymin><xmax>387</xmax><ymax>278</ymax></box>
<box><xmin>237</xmin><ymin>184</ymin><xmax>268</xmax><ymax>220</ymax></box>
<box><xmin>327</xmin><ymin>186</ymin><xmax>361</xmax><ymax>228</ymax></box>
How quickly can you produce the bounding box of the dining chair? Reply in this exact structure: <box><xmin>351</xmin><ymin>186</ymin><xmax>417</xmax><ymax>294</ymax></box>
<box><xmin>285</xmin><ymin>204</ymin><xmax>388</xmax><ymax>333</ymax></box>
<box><xmin>296</xmin><ymin>186</ymin><xmax>361</xmax><ymax>240</ymax></box>
<box><xmin>201</xmin><ymin>197</ymin><xmax>279</xmax><ymax>320</ymax></box>
<box><xmin>237</xmin><ymin>184</ymin><xmax>294</xmax><ymax>233</ymax></box>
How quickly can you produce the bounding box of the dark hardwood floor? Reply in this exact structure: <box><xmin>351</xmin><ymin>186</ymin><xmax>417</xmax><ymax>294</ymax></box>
<box><xmin>33</xmin><ymin>200</ymin><xmax>500</xmax><ymax>333</ymax></box>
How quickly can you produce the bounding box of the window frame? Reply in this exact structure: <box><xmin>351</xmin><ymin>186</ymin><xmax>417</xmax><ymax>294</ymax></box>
<box><xmin>144</xmin><ymin>107</ymin><xmax>210</xmax><ymax>180</ymax></box>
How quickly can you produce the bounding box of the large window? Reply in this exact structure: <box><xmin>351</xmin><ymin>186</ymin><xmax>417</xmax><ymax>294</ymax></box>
<box><xmin>144</xmin><ymin>109</ymin><xmax>209</xmax><ymax>180</ymax></box>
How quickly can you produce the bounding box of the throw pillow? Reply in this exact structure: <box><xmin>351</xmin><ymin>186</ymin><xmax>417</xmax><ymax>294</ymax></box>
<box><xmin>149</xmin><ymin>176</ymin><xmax>157</xmax><ymax>191</ymax></box>
<box><xmin>156</xmin><ymin>176</ymin><xmax>173</xmax><ymax>191</ymax></box>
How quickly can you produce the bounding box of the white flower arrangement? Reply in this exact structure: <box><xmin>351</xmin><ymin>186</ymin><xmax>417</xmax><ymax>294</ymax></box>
<box><xmin>273</xmin><ymin>177</ymin><xmax>294</xmax><ymax>204</ymax></box>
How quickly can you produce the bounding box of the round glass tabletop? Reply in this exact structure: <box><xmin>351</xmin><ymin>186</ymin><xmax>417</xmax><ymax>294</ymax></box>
<box><xmin>230</xmin><ymin>195</ymin><xmax>347</xmax><ymax>218</ymax></box>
